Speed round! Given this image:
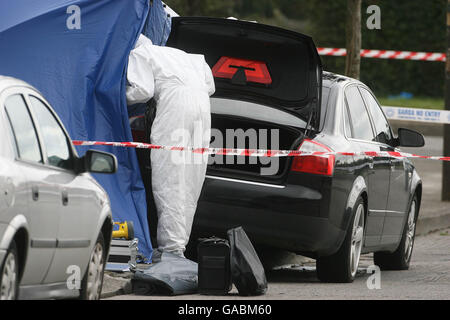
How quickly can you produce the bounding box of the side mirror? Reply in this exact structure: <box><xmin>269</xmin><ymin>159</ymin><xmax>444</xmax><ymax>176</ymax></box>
<box><xmin>396</xmin><ymin>128</ymin><xmax>425</xmax><ymax>148</ymax></box>
<box><xmin>77</xmin><ymin>150</ymin><xmax>117</xmax><ymax>174</ymax></box>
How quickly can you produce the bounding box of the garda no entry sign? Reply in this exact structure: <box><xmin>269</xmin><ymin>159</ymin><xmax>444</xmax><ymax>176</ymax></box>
<box><xmin>382</xmin><ymin>106</ymin><xmax>450</xmax><ymax>124</ymax></box>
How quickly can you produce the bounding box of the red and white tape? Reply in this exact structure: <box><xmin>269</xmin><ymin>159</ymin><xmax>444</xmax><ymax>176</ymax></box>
<box><xmin>317</xmin><ymin>47</ymin><xmax>446</xmax><ymax>62</ymax></box>
<box><xmin>72</xmin><ymin>140</ymin><xmax>450</xmax><ymax>162</ymax></box>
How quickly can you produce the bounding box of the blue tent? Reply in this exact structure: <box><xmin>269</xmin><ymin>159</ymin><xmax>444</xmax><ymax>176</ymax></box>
<box><xmin>0</xmin><ymin>0</ymin><xmax>171</xmax><ymax>261</ymax></box>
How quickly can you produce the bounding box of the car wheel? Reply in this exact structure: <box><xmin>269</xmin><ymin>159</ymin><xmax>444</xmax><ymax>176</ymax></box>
<box><xmin>79</xmin><ymin>232</ymin><xmax>106</xmax><ymax>300</ymax></box>
<box><xmin>316</xmin><ymin>197</ymin><xmax>365</xmax><ymax>283</ymax></box>
<box><xmin>374</xmin><ymin>194</ymin><xmax>418</xmax><ymax>270</ymax></box>
<box><xmin>0</xmin><ymin>240</ymin><xmax>19</xmax><ymax>300</ymax></box>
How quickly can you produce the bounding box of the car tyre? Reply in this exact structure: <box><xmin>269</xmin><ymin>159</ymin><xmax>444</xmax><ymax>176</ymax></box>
<box><xmin>0</xmin><ymin>240</ymin><xmax>19</xmax><ymax>300</ymax></box>
<box><xmin>316</xmin><ymin>197</ymin><xmax>365</xmax><ymax>283</ymax></box>
<box><xmin>79</xmin><ymin>232</ymin><xmax>106</xmax><ymax>300</ymax></box>
<box><xmin>374</xmin><ymin>194</ymin><xmax>418</xmax><ymax>270</ymax></box>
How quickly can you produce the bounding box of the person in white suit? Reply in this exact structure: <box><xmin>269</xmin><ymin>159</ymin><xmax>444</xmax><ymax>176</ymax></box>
<box><xmin>126</xmin><ymin>34</ymin><xmax>215</xmax><ymax>258</ymax></box>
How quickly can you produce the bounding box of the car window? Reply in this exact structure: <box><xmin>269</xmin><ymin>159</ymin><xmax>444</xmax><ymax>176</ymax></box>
<box><xmin>29</xmin><ymin>96</ymin><xmax>73</xmax><ymax>170</ymax></box>
<box><xmin>345</xmin><ymin>86</ymin><xmax>375</xmax><ymax>141</ymax></box>
<box><xmin>359</xmin><ymin>88</ymin><xmax>393</xmax><ymax>145</ymax></box>
<box><xmin>319</xmin><ymin>86</ymin><xmax>331</xmax><ymax>130</ymax></box>
<box><xmin>343</xmin><ymin>103</ymin><xmax>353</xmax><ymax>138</ymax></box>
<box><xmin>4</xmin><ymin>94</ymin><xmax>43</xmax><ymax>163</ymax></box>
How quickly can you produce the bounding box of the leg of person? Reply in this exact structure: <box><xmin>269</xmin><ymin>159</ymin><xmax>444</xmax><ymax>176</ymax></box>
<box><xmin>151</xmin><ymin>90</ymin><xmax>211</xmax><ymax>256</ymax></box>
<box><xmin>183</xmin><ymin>95</ymin><xmax>211</xmax><ymax>247</ymax></box>
<box><xmin>150</xmin><ymin>95</ymin><xmax>189</xmax><ymax>257</ymax></box>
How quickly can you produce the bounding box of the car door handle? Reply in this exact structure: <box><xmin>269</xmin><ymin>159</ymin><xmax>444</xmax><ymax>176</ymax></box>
<box><xmin>62</xmin><ymin>189</ymin><xmax>69</xmax><ymax>206</ymax></box>
<box><xmin>32</xmin><ymin>185</ymin><xmax>39</xmax><ymax>201</ymax></box>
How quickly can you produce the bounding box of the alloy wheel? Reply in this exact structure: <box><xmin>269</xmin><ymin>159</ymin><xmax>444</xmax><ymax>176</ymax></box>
<box><xmin>404</xmin><ymin>200</ymin><xmax>416</xmax><ymax>263</ymax></box>
<box><xmin>0</xmin><ymin>252</ymin><xmax>17</xmax><ymax>300</ymax></box>
<box><xmin>86</xmin><ymin>242</ymin><xmax>104</xmax><ymax>300</ymax></box>
<box><xmin>350</xmin><ymin>204</ymin><xmax>365</xmax><ymax>277</ymax></box>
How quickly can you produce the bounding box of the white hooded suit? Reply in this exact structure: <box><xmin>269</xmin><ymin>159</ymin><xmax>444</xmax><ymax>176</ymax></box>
<box><xmin>126</xmin><ymin>35</ymin><xmax>215</xmax><ymax>256</ymax></box>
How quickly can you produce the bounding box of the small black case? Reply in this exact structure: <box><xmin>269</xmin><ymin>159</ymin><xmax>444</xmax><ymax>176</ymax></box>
<box><xmin>197</xmin><ymin>237</ymin><xmax>232</xmax><ymax>295</ymax></box>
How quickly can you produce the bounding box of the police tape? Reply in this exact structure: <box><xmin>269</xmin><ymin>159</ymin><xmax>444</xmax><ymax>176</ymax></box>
<box><xmin>72</xmin><ymin>140</ymin><xmax>450</xmax><ymax>162</ymax></box>
<box><xmin>317</xmin><ymin>47</ymin><xmax>446</xmax><ymax>62</ymax></box>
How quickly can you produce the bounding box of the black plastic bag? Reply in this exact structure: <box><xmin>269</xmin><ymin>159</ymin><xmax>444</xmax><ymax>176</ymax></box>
<box><xmin>132</xmin><ymin>251</ymin><xmax>198</xmax><ymax>296</ymax></box>
<box><xmin>227</xmin><ymin>227</ymin><xmax>268</xmax><ymax>296</ymax></box>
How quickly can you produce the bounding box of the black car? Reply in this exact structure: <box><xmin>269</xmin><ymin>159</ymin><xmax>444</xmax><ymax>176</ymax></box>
<box><xmin>132</xmin><ymin>17</ymin><xmax>424</xmax><ymax>283</ymax></box>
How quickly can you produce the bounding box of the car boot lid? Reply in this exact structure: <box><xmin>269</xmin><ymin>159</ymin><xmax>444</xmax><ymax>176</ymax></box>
<box><xmin>166</xmin><ymin>17</ymin><xmax>323</xmax><ymax>129</ymax></box>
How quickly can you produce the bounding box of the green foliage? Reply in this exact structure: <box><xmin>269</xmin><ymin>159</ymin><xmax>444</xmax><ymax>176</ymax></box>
<box><xmin>163</xmin><ymin>0</ymin><xmax>234</xmax><ymax>17</ymax></box>
<box><xmin>378</xmin><ymin>97</ymin><xmax>444</xmax><ymax>110</ymax></box>
<box><xmin>163</xmin><ymin>0</ymin><xmax>447</xmax><ymax>98</ymax></box>
<box><xmin>234</xmin><ymin>0</ymin><xmax>276</xmax><ymax>18</ymax></box>
<box><xmin>359</xmin><ymin>0</ymin><xmax>446</xmax><ymax>98</ymax></box>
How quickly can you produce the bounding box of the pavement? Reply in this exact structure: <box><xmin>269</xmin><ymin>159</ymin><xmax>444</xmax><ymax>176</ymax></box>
<box><xmin>101</xmin><ymin>128</ymin><xmax>450</xmax><ymax>300</ymax></box>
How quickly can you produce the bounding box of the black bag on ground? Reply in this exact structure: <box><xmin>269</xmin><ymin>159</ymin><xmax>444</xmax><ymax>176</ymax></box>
<box><xmin>227</xmin><ymin>227</ymin><xmax>268</xmax><ymax>296</ymax></box>
<box><xmin>197</xmin><ymin>237</ymin><xmax>232</xmax><ymax>295</ymax></box>
<box><xmin>132</xmin><ymin>251</ymin><xmax>198</xmax><ymax>296</ymax></box>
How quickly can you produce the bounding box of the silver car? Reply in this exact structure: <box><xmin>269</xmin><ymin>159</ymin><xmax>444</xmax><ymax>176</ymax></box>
<box><xmin>0</xmin><ymin>76</ymin><xmax>116</xmax><ymax>300</ymax></box>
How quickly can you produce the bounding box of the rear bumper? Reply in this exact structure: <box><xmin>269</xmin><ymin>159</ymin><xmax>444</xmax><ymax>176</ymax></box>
<box><xmin>194</xmin><ymin>175</ymin><xmax>346</xmax><ymax>256</ymax></box>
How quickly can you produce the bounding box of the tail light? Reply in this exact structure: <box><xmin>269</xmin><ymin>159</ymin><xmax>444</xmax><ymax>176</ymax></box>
<box><xmin>291</xmin><ymin>139</ymin><xmax>335</xmax><ymax>176</ymax></box>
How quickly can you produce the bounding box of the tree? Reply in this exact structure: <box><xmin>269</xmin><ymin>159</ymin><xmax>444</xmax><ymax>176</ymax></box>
<box><xmin>443</xmin><ymin>0</ymin><xmax>450</xmax><ymax>201</ymax></box>
<box><xmin>345</xmin><ymin>0</ymin><xmax>362</xmax><ymax>79</ymax></box>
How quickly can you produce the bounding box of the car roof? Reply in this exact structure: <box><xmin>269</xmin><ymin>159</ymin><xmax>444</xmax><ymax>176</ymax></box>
<box><xmin>0</xmin><ymin>75</ymin><xmax>37</xmax><ymax>94</ymax></box>
<box><xmin>322</xmin><ymin>71</ymin><xmax>361</xmax><ymax>89</ymax></box>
